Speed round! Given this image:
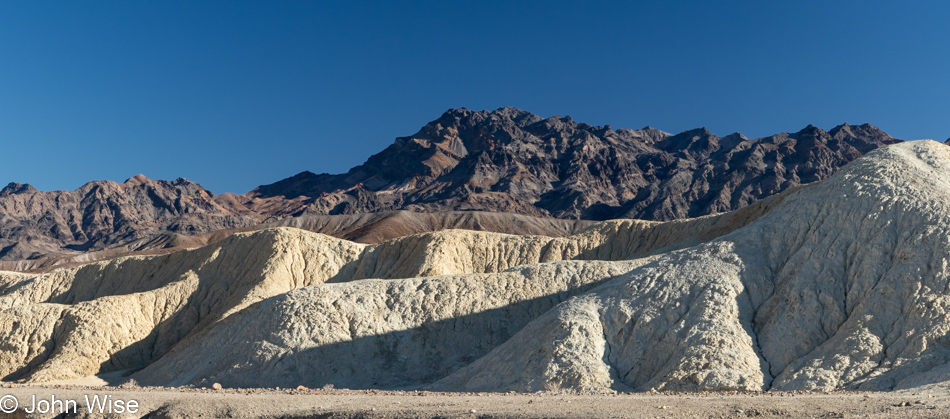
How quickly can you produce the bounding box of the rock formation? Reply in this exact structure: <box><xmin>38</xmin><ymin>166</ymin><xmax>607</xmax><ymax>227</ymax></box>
<box><xmin>238</xmin><ymin>108</ymin><xmax>900</xmax><ymax>221</ymax></box>
<box><xmin>3</xmin><ymin>141</ymin><xmax>950</xmax><ymax>393</ymax></box>
<box><xmin>0</xmin><ymin>108</ymin><xmax>900</xmax><ymax>267</ymax></box>
<box><xmin>0</xmin><ymin>176</ymin><xmax>260</xmax><ymax>262</ymax></box>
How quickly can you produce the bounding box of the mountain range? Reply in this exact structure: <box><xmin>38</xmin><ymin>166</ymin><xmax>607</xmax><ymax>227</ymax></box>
<box><xmin>5</xmin><ymin>140</ymin><xmax>950</xmax><ymax>394</ymax></box>
<box><xmin>0</xmin><ymin>107</ymin><xmax>905</xmax><ymax>266</ymax></box>
<box><xmin>243</xmin><ymin>107</ymin><xmax>899</xmax><ymax>221</ymax></box>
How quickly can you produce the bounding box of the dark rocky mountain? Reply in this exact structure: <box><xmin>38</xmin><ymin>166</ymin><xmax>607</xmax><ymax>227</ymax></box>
<box><xmin>235</xmin><ymin>107</ymin><xmax>900</xmax><ymax>221</ymax></box>
<box><xmin>0</xmin><ymin>107</ymin><xmax>903</xmax><ymax>266</ymax></box>
<box><xmin>0</xmin><ymin>175</ymin><xmax>260</xmax><ymax>261</ymax></box>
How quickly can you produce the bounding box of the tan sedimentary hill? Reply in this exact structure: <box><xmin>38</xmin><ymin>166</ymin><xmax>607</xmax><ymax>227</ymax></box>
<box><xmin>3</xmin><ymin>140</ymin><xmax>950</xmax><ymax>393</ymax></box>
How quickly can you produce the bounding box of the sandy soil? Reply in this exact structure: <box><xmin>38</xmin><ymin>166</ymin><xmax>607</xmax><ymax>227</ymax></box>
<box><xmin>2</xmin><ymin>384</ymin><xmax>949</xmax><ymax>418</ymax></box>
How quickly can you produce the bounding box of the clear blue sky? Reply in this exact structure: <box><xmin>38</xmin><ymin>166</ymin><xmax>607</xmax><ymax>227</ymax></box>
<box><xmin>1</xmin><ymin>1</ymin><xmax>948</xmax><ymax>194</ymax></box>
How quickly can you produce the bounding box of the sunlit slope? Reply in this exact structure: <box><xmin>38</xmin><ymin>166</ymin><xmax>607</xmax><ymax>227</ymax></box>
<box><xmin>435</xmin><ymin>140</ymin><xmax>950</xmax><ymax>392</ymax></box>
<box><xmin>0</xmin><ymin>189</ymin><xmax>776</xmax><ymax>384</ymax></box>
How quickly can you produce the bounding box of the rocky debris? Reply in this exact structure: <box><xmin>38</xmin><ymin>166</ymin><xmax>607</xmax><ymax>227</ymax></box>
<box><xmin>4</xmin><ymin>142</ymin><xmax>950</xmax><ymax>393</ymax></box>
<box><xmin>241</xmin><ymin>108</ymin><xmax>900</xmax><ymax>221</ymax></box>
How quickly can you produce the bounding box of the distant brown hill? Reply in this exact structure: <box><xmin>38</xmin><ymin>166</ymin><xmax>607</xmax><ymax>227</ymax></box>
<box><xmin>0</xmin><ymin>211</ymin><xmax>593</xmax><ymax>272</ymax></box>
<box><xmin>0</xmin><ymin>107</ymin><xmax>902</xmax><ymax>266</ymax></box>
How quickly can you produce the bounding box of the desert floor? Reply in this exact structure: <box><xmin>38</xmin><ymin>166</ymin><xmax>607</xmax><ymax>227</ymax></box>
<box><xmin>3</xmin><ymin>384</ymin><xmax>950</xmax><ymax>418</ymax></box>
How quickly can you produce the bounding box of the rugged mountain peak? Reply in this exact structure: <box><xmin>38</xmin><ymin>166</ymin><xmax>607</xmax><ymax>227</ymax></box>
<box><xmin>793</xmin><ymin>124</ymin><xmax>829</xmax><ymax>138</ymax></box>
<box><xmin>830</xmin><ymin>122</ymin><xmax>854</xmax><ymax>137</ymax></box>
<box><xmin>124</xmin><ymin>174</ymin><xmax>151</xmax><ymax>185</ymax></box>
<box><xmin>722</xmin><ymin>132</ymin><xmax>748</xmax><ymax>141</ymax></box>
<box><xmin>0</xmin><ymin>175</ymin><xmax>259</xmax><ymax>261</ymax></box>
<box><xmin>664</xmin><ymin>127</ymin><xmax>716</xmax><ymax>139</ymax></box>
<box><xmin>492</xmin><ymin>106</ymin><xmax>537</xmax><ymax>121</ymax></box>
<box><xmin>829</xmin><ymin>122</ymin><xmax>885</xmax><ymax>138</ymax></box>
<box><xmin>616</xmin><ymin>126</ymin><xmax>671</xmax><ymax>144</ymax></box>
<box><xmin>0</xmin><ymin>182</ymin><xmax>38</xmax><ymax>197</ymax></box>
<box><xmin>243</xmin><ymin>108</ymin><xmax>901</xmax><ymax>221</ymax></box>
<box><xmin>656</xmin><ymin>127</ymin><xmax>720</xmax><ymax>156</ymax></box>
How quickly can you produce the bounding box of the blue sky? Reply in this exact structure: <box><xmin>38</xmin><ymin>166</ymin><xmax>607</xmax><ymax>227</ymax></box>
<box><xmin>1</xmin><ymin>1</ymin><xmax>948</xmax><ymax>194</ymax></box>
